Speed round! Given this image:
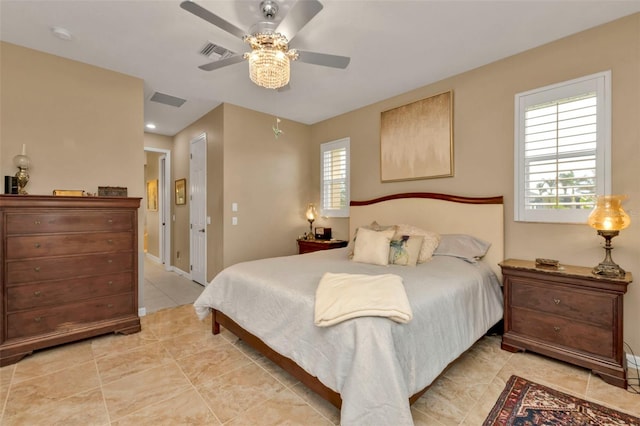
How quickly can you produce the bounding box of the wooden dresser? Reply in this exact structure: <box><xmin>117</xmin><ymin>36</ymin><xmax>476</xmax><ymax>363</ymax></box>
<box><xmin>500</xmin><ymin>258</ymin><xmax>632</xmax><ymax>388</ymax></box>
<box><xmin>0</xmin><ymin>195</ymin><xmax>141</xmax><ymax>366</ymax></box>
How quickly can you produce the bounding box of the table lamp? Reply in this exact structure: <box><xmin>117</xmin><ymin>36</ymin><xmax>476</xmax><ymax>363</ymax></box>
<box><xmin>13</xmin><ymin>144</ymin><xmax>30</xmax><ymax>195</ymax></box>
<box><xmin>587</xmin><ymin>195</ymin><xmax>630</xmax><ymax>278</ymax></box>
<box><xmin>305</xmin><ymin>203</ymin><xmax>317</xmax><ymax>240</ymax></box>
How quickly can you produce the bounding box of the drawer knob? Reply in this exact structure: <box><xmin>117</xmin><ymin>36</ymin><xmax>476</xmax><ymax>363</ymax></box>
<box><xmin>107</xmin><ymin>304</ymin><xmax>114</xmax><ymax>308</ymax></box>
<box><xmin>553</xmin><ymin>326</ymin><xmax>560</xmax><ymax>332</ymax></box>
<box><xmin>34</xmin><ymin>266</ymin><xmax>41</xmax><ymax>272</ymax></box>
<box><xmin>34</xmin><ymin>220</ymin><xmax>41</xmax><ymax>225</ymax></box>
<box><xmin>34</xmin><ymin>242</ymin><xmax>41</xmax><ymax>248</ymax></box>
<box><xmin>107</xmin><ymin>259</ymin><xmax>113</xmax><ymax>264</ymax></box>
<box><xmin>108</xmin><ymin>219</ymin><xmax>113</xmax><ymax>224</ymax></box>
<box><xmin>107</xmin><ymin>239</ymin><xmax>113</xmax><ymax>244</ymax></box>
<box><xmin>34</xmin><ymin>316</ymin><xmax>42</xmax><ymax>322</ymax></box>
<box><xmin>33</xmin><ymin>290</ymin><xmax>41</xmax><ymax>297</ymax></box>
<box><xmin>553</xmin><ymin>298</ymin><xmax>561</xmax><ymax>305</ymax></box>
<box><xmin>108</xmin><ymin>280</ymin><xmax>114</xmax><ymax>286</ymax></box>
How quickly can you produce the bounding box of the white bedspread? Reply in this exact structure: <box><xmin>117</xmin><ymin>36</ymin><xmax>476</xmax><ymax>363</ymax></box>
<box><xmin>194</xmin><ymin>248</ymin><xmax>503</xmax><ymax>425</ymax></box>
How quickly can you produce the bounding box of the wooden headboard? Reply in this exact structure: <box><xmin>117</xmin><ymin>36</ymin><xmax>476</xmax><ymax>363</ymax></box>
<box><xmin>350</xmin><ymin>193</ymin><xmax>504</xmax><ymax>277</ymax></box>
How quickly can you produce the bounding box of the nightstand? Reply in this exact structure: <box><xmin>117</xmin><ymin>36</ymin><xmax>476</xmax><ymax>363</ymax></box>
<box><xmin>500</xmin><ymin>258</ymin><xmax>632</xmax><ymax>388</ymax></box>
<box><xmin>297</xmin><ymin>239</ymin><xmax>348</xmax><ymax>254</ymax></box>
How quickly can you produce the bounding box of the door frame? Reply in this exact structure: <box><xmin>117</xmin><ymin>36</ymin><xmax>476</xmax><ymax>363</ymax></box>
<box><xmin>144</xmin><ymin>147</ymin><xmax>171</xmax><ymax>270</ymax></box>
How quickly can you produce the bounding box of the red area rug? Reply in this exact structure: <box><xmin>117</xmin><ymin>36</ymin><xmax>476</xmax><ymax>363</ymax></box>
<box><xmin>483</xmin><ymin>375</ymin><xmax>640</xmax><ymax>425</ymax></box>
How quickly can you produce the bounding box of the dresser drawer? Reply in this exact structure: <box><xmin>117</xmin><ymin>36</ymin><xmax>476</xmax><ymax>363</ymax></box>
<box><xmin>6</xmin><ymin>232</ymin><xmax>133</xmax><ymax>259</ymax></box>
<box><xmin>510</xmin><ymin>278</ymin><xmax>614</xmax><ymax>327</ymax></box>
<box><xmin>6</xmin><ymin>211</ymin><xmax>133</xmax><ymax>235</ymax></box>
<box><xmin>511</xmin><ymin>307</ymin><xmax>613</xmax><ymax>358</ymax></box>
<box><xmin>7</xmin><ymin>272</ymin><xmax>133</xmax><ymax>311</ymax></box>
<box><xmin>7</xmin><ymin>252</ymin><xmax>133</xmax><ymax>285</ymax></box>
<box><xmin>7</xmin><ymin>293</ymin><xmax>135</xmax><ymax>340</ymax></box>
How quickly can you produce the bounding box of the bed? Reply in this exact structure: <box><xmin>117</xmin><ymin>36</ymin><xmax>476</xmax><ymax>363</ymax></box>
<box><xmin>194</xmin><ymin>192</ymin><xmax>504</xmax><ymax>425</ymax></box>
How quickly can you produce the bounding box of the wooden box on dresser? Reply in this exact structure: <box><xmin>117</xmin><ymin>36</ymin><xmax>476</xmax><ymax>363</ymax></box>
<box><xmin>500</xmin><ymin>258</ymin><xmax>632</xmax><ymax>389</ymax></box>
<box><xmin>0</xmin><ymin>195</ymin><xmax>142</xmax><ymax>366</ymax></box>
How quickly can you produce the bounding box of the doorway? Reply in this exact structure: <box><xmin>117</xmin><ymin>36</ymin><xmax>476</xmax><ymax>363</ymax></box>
<box><xmin>144</xmin><ymin>147</ymin><xmax>171</xmax><ymax>270</ymax></box>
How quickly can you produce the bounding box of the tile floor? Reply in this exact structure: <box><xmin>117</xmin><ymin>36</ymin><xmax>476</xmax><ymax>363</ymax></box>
<box><xmin>143</xmin><ymin>257</ymin><xmax>205</xmax><ymax>314</ymax></box>
<box><xmin>1</xmin><ymin>261</ymin><xmax>639</xmax><ymax>425</ymax></box>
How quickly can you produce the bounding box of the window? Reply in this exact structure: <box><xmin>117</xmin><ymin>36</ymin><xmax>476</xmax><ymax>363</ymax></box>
<box><xmin>320</xmin><ymin>138</ymin><xmax>350</xmax><ymax>217</ymax></box>
<box><xmin>514</xmin><ymin>71</ymin><xmax>611</xmax><ymax>223</ymax></box>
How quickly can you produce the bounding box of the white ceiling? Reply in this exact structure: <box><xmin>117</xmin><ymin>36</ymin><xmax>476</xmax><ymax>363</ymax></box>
<box><xmin>2</xmin><ymin>1</ymin><xmax>639</xmax><ymax>136</ymax></box>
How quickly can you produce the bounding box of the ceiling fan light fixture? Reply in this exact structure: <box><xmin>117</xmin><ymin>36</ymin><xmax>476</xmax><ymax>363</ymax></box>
<box><xmin>244</xmin><ymin>32</ymin><xmax>298</xmax><ymax>89</ymax></box>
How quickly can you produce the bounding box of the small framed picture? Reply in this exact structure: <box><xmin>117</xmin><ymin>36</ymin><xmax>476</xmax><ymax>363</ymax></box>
<box><xmin>146</xmin><ymin>179</ymin><xmax>158</xmax><ymax>211</ymax></box>
<box><xmin>175</xmin><ymin>178</ymin><xmax>186</xmax><ymax>205</ymax></box>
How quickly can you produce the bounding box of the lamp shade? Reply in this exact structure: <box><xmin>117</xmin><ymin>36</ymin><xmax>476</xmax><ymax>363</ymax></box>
<box><xmin>587</xmin><ymin>195</ymin><xmax>630</xmax><ymax>231</ymax></box>
<box><xmin>13</xmin><ymin>154</ymin><xmax>30</xmax><ymax>169</ymax></box>
<box><xmin>306</xmin><ymin>203</ymin><xmax>317</xmax><ymax>221</ymax></box>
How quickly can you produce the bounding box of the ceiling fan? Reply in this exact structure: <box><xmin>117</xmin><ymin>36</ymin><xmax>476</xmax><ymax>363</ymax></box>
<box><xmin>180</xmin><ymin>0</ymin><xmax>350</xmax><ymax>89</ymax></box>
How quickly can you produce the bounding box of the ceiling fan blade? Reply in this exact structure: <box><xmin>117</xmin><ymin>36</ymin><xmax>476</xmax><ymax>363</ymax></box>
<box><xmin>199</xmin><ymin>54</ymin><xmax>245</xmax><ymax>71</ymax></box>
<box><xmin>296</xmin><ymin>50</ymin><xmax>350</xmax><ymax>69</ymax></box>
<box><xmin>276</xmin><ymin>0</ymin><xmax>323</xmax><ymax>42</ymax></box>
<box><xmin>180</xmin><ymin>1</ymin><xmax>246</xmax><ymax>40</ymax></box>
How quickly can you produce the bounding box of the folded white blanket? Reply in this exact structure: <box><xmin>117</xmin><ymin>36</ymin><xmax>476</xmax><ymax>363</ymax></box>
<box><xmin>314</xmin><ymin>272</ymin><xmax>413</xmax><ymax>327</ymax></box>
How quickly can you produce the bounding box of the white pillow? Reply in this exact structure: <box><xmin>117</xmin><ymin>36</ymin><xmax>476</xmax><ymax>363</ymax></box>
<box><xmin>347</xmin><ymin>221</ymin><xmax>396</xmax><ymax>259</ymax></box>
<box><xmin>393</xmin><ymin>224</ymin><xmax>440</xmax><ymax>263</ymax></box>
<box><xmin>389</xmin><ymin>235</ymin><xmax>424</xmax><ymax>266</ymax></box>
<box><xmin>352</xmin><ymin>227</ymin><xmax>395</xmax><ymax>266</ymax></box>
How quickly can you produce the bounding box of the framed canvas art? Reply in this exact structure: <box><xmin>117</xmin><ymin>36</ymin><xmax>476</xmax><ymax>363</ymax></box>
<box><xmin>146</xmin><ymin>179</ymin><xmax>158</xmax><ymax>211</ymax></box>
<box><xmin>380</xmin><ymin>90</ymin><xmax>453</xmax><ymax>182</ymax></box>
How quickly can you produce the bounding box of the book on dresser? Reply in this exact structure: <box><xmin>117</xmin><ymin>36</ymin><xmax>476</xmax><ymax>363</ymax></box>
<box><xmin>0</xmin><ymin>195</ymin><xmax>142</xmax><ymax>366</ymax></box>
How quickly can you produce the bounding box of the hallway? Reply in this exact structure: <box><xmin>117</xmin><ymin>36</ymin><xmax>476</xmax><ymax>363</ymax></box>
<box><xmin>143</xmin><ymin>257</ymin><xmax>205</xmax><ymax>314</ymax></box>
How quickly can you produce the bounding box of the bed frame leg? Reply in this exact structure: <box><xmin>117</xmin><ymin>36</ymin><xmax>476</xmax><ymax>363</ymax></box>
<box><xmin>211</xmin><ymin>309</ymin><xmax>220</xmax><ymax>335</ymax></box>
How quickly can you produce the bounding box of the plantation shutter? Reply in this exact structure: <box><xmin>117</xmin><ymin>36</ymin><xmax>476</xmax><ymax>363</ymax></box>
<box><xmin>515</xmin><ymin>72</ymin><xmax>610</xmax><ymax>223</ymax></box>
<box><xmin>320</xmin><ymin>138</ymin><xmax>350</xmax><ymax>217</ymax></box>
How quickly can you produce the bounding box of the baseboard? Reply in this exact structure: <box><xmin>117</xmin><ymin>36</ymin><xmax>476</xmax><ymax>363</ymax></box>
<box><xmin>171</xmin><ymin>266</ymin><xmax>191</xmax><ymax>280</ymax></box>
<box><xmin>145</xmin><ymin>253</ymin><xmax>161</xmax><ymax>264</ymax></box>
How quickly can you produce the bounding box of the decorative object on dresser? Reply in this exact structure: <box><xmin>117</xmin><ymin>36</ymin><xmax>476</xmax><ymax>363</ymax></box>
<box><xmin>13</xmin><ymin>144</ymin><xmax>30</xmax><ymax>195</ymax></box>
<box><xmin>297</xmin><ymin>238</ymin><xmax>347</xmax><ymax>254</ymax></box>
<box><xmin>587</xmin><ymin>194</ymin><xmax>631</xmax><ymax>278</ymax></box>
<box><xmin>305</xmin><ymin>203</ymin><xmax>317</xmax><ymax>240</ymax></box>
<box><xmin>98</xmin><ymin>186</ymin><xmax>128</xmax><ymax>197</ymax></box>
<box><xmin>0</xmin><ymin>195</ymin><xmax>142</xmax><ymax>366</ymax></box>
<box><xmin>500</xmin><ymin>258</ymin><xmax>632</xmax><ymax>389</ymax></box>
<box><xmin>4</xmin><ymin>176</ymin><xmax>18</xmax><ymax>195</ymax></box>
<box><xmin>52</xmin><ymin>189</ymin><xmax>85</xmax><ymax>196</ymax></box>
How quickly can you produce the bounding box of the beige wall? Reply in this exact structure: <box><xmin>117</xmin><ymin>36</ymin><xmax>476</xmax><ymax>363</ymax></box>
<box><xmin>222</xmin><ymin>104</ymin><xmax>312</xmax><ymax>268</ymax></box>
<box><xmin>0</xmin><ymin>42</ymin><xmax>145</xmax><ymax>306</ymax></box>
<box><xmin>311</xmin><ymin>14</ymin><xmax>640</xmax><ymax>352</ymax></box>
<box><xmin>172</xmin><ymin>104</ymin><xmax>312</xmax><ymax>280</ymax></box>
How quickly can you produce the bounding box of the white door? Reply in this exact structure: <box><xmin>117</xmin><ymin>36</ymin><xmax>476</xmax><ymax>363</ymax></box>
<box><xmin>158</xmin><ymin>154</ymin><xmax>170</xmax><ymax>268</ymax></box>
<box><xmin>190</xmin><ymin>133</ymin><xmax>207</xmax><ymax>285</ymax></box>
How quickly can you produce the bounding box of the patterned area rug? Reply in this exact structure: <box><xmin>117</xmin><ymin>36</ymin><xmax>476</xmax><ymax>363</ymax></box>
<box><xmin>483</xmin><ymin>375</ymin><xmax>640</xmax><ymax>425</ymax></box>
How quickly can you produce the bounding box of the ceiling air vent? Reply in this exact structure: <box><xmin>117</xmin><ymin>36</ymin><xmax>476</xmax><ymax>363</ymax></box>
<box><xmin>200</xmin><ymin>41</ymin><xmax>234</xmax><ymax>59</ymax></box>
<box><xmin>149</xmin><ymin>92</ymin><xmax>186</xmax><ymax>108</ymax></box>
